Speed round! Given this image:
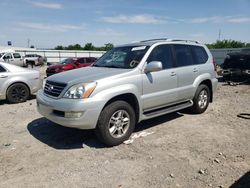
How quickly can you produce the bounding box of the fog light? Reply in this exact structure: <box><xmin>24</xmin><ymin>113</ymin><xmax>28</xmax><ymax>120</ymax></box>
<box><xmin>64</xmin><ymin>111</ymin><xmax>83</xmax><ymax>118</ymax></box>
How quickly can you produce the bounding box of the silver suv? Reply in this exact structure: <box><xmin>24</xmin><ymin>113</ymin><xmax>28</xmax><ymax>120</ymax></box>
<box><xmin>37</xmin><ymin>39</ymin><xmax>218</xmax><ymax>146</ymax></box>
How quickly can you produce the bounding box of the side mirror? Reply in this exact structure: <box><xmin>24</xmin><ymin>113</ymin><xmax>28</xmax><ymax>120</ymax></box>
<box><xmin>144</xmin><ymin>61</ymin><xmax>163</xmax><ymax>73</ymax></box>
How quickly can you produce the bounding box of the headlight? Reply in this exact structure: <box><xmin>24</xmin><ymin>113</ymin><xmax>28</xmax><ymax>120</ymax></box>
<box><xmin>63</xmin><ymin>82</ymin><xmax>97</xmax><ymax>99</ymax></box>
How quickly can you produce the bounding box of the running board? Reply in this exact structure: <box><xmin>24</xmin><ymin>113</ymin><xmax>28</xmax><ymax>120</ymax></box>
<box><xmin>143</xmin><ymin>100</ymin><xmax>193</xmax><ymax>117</ymax></box>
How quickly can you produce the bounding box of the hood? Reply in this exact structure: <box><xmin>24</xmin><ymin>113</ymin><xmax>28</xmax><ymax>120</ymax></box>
<box><xmin>47</xmin><ymin>66</ymin><xmax>131</xmax><ymax>85</ymax></box>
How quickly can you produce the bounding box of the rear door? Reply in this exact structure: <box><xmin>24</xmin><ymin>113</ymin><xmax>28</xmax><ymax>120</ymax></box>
<box><xmin>173</xmin><ymin>44</ymin><xmax>197</xmax><ymax>101</ymax></box>
<box><xmin>13</xmin><ymin>53</ymin><xmax>23</xmax><ymax>66</ymax></box>
<box><xmin>142</xmin><ymin>44</ymin><xmax>178</xmax><ymax>110</ymax></box>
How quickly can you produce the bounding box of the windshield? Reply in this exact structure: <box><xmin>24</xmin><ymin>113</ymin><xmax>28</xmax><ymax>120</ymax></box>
<box><xmin>0</xmin><ymin>53</ymin><xmax>4</xmax><ymax>58</ymax></box>
<box><xmin>93</xmin><ymin>46</ymin><xmax>149</xmax><ymax>69</ymax></box>
<box><xmin>60</xmin><ymin>58</ymin><xmax>76</xmax><ymax>64</ymax></box>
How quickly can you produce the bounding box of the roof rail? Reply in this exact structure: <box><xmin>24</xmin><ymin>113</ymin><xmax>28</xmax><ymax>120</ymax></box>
<box><xmin>167</xmin><ymin>39</ymin><xmax>200</xmax><ymax>44</ymax></box>
<box><xmin>140</xmin><ymin>38</ymin><xmax>200</xmax><ymax>44</ymax></box>
<box><xmin>140</xmin><ymin>38</ymin><xmax>168</xmax><ymax>42</ymax></box>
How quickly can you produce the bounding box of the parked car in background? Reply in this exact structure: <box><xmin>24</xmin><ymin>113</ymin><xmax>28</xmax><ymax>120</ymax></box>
<box><xmin>0</xmin><ymin>62</ymin><xmax>42</xmax><ymax>103</ymax></box>
<box><xmin>37</xmin><ymin>38</ymin><xmax>218</xmax><ymax>146</ymax></box>
<box><xmin>221</xmin><ymin>48</ymin><xmax>250</xmax><ymax>82</ymax></box>
<box><xmin>24</xmin><ymin>54</ymin><xmax>47</xmax><ymax>67</ymax></box>
<box><xmin>0</xmin><ymin>52</ymin><xmax>25</xmax><ymax>67</ymax></box>
<box><xmin>46</xmin><ymin>57</ymin><xmax>97</xmax><ymax>77</ymax></box>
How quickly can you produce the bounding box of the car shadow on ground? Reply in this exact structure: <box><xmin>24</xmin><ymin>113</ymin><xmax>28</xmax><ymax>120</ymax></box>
<box><xmin>27</xmin><ymin>112</ymin><xmax>183</xmax><ymax>149</ymax></box>
<box><xmin>230</xmin><ymin>171</ymin><xmax>250</xmax><ymax>188</ymax></box>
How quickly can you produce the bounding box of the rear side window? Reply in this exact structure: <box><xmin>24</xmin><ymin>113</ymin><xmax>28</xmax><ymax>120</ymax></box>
<box><xmin>191</xmin><ymin>46</ymin><xmax>208</xmax><ymax>64</ymax></box>
<box><xmin>147</xmin><ymin>45</ymin><xmax>174</xmax><ymax>69</ymax></box>
<box><xmin>13</xmin><ymin>53</ymin><xmax>21</xmax><ymax>58</ymax></box>
<box><xmin>174</xmin><ymin>44</ymin><xmax>194</xmax><ymax>67</ymax></box>
<box><xmin>0</xmin><ymin>65</ymin><xmax>6</xmax><ymax>72</ymax></box>
<box><xmin>79</xmin><ymin>58</ymin><xmax>86</xmax><ymax>64</ymax></box>
<box><xmin>86</xmin><ymin>58</ymin><xmax>93</xmax><ymax>63</ymax></box>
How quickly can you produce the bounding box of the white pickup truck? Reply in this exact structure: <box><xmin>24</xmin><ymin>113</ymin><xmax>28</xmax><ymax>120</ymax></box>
<box><xmin>0</xmin><ymin>52</ymin><xmax>25</xmax><ymax>67</ymax></box>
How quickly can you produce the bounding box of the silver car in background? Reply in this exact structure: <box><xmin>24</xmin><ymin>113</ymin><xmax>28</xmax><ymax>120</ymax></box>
<box><xmin>0</xmin><ymin>62</ymin><xmax>42</xmax><ymax>103</ymax></box>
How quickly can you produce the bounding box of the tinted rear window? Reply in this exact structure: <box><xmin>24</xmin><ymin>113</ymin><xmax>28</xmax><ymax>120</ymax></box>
<box><xmin>174</xmin><ymin>44</ymin><xmax>194</xmax><ymax>67</ymax></box>
<box><xmin>13</xmin><ymin>53</ymin><xmax>21</xmax><ymax>58</ymax></box>
<box><xmin>191</xmin><ymin>46</ymin><xmax>208</xmax><ymax>64</ymax></box>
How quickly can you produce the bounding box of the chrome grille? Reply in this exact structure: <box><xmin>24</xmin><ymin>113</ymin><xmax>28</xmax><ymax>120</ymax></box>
<box><xmin>44</xmin><ymin>80</ymin><xmax>67</xmax><ymax>97</ymax></box>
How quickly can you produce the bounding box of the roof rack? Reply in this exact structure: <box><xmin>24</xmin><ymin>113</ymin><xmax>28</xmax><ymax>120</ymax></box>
<box><xmin>140</xmin><ymin>38</ymin><xmax>200</xmax><ymax>44</ymax></box>
<box><xmin>140</xmin><ymin>38</ymin><xmax>168</xmax><ymax>42</ymax></box>
<box><xmin>169</xmin><ymin>39</ymin><xmax>200</xmax><ymax>44</ymax></box>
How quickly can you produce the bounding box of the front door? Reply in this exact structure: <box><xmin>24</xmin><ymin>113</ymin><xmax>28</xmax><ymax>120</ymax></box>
<box><xmin>0</xmin><ymin>65</ymin><xmax>10</xmax><ymax>97</ymax></box>
<box><xmin>142</xmin><ymin>44</ymin><xmax>178</xmax><ymax>111</ymax></box>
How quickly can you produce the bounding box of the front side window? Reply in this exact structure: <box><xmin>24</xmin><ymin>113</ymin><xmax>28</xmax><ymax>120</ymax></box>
<box><xmin>147</xmin><ymin>45</ymin><xmax>174</xmax><ymax>69</ymax></box>
<box><xmin>3</xmin><ymin>53</ymin><xmax>12</xmax><ymax>60</ymax></box>
<box><xmin>191</xmin><ymin>46</ymin><xmax>208</xmax><ymax>64</ymax></box>
<box><xmin>0</xmin><ymin>65</ymin><xmax>6</xmax><ymax>72</ymax></box>
<box><xmin>93</xmin><ymin>46</ymin><xmax>149</xmax><ymax>69</ymax></box>
<box><xmin>174</xmin><ymin>45</ymin><xmax>194</xmax><ymax>67</ymax></box>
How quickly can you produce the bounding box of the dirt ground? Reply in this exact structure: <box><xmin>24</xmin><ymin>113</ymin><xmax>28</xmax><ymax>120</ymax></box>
<box><xmin>0</xmin><ymin>78</ymin><xmax>249</xmax><ymax>187</ymax></box>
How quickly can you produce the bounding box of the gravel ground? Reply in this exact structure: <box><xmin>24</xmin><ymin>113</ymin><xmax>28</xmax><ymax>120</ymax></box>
<box><xmin>0</xmin><ymin>79</ymin><xmax>249</xmax><ymax>188</ymax></box>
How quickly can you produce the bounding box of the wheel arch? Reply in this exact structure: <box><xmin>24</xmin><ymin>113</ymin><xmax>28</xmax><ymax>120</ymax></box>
<box><xmin>102</xmin><ymin>93</ymin><xmax>140</xmax><ymax>123</ymax></box>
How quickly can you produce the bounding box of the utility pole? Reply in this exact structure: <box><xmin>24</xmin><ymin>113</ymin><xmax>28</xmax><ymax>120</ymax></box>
<box><xmin>27</xmin><ymin>38</ymin><xmax>30</xmax><ymax>48</ymax></box>
<box><xmin>218</xmin><ymin>29</ymin><xmax>221</xmax><ymax>41</ymax></box>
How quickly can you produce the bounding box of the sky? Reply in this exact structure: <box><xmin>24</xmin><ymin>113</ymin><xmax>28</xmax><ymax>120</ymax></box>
<box><xmin>0</xmin><ymin>0</ymin><xmax>250</xmax><ymax>48</ymax></box>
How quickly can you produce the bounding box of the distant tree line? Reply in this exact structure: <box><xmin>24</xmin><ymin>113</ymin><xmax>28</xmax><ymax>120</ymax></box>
<box><xmin>54</xmin><ymin>40</ymin><xmax>250</xmax><ymax>51</ymax></box>
<box><xmin>54</xmin><ymin>43</ymin><xmax>114</xmax><ymax>51</ymax></box>
<box><xmin>206</xmin><ymin>39</ymin><xmax>250</xmax><ymax>49</ymax></box>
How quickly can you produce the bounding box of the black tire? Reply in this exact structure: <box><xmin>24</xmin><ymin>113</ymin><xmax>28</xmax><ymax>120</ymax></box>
<box><xmin>95</xmin><ymin>101</ymin><xmax>136</xmax><ymax>146</ymax></box>
<box><xmin>191</xmin><ymin>84</ymin><xmax>210</xmax><ymax>114</ymax></box>
<box><xmin>6</xmin><ymin>83</ymin><xmax>30</xmax><ymax>104</ymax></box>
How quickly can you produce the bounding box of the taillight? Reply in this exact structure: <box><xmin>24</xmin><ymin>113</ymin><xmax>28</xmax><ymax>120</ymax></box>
<box><xmin>212</xmin><ymin>58</ymin><xmax>217</xmax><ymax>72</ymax></box>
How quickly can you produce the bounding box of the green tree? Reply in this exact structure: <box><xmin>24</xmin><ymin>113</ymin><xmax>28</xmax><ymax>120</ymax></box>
<box><xmin>55</xmin><ymin>45</ymin><xmax>64</xmax><ymax>50</ymax></box>
<box><xmin>206</xmin><ymin>39</ymin><xmax>249</xmax><ymax>49</ymax></box>
<box><xmin>83</xmin><ymin>43</ymin><xmax>95</xmax><ymax>50</ymax></box>
<box><xmin>103</xmin><ymin>43</ymin><xmax>114</xmax><ymax>51</ymax></box>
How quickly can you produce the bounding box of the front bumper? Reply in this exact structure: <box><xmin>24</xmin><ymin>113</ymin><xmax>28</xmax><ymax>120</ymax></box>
<box><xmin>36</xmin><ymin>90</ymin><xmax>106</xmax><ymax>129</ymax></box>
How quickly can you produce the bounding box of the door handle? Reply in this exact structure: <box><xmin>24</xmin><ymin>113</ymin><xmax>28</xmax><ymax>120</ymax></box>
<box><xmin>170</xmin><ymin>72</ymin><xmax>176</xmax><ymax>76</ymax></box>
<box><xmin>0</xmin><ymin>75</ymin><xmax>8</xmax><ymax>78</ymax></box>
<box><xmin>193</xmin><ymin>68</ymin><xmax>198</xmax><ymax>72</ymax></box>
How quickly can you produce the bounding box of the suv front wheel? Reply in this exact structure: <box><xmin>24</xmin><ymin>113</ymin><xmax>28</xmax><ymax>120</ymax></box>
<box><xmin>95</xmin><ymin>100</ymin><xmax>136</xmax><ymax>146</ymax></box>
<box><xmin>191</xmin><ymin>84</ymin><xmax>210</xmax><ymax>114</ymax></box>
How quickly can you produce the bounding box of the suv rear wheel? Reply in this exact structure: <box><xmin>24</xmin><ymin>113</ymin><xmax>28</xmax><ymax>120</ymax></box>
<box><xmin>95</xmin><ymin>100</ymin><xmax>135</xmax><ymax>146</ymax></box>
<box><xmin>191</xmin><ymin>84</ymin><xmax>210</xmax><ymax>114</ymax></box>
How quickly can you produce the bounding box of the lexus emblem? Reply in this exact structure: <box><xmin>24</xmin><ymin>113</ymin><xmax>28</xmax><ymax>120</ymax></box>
<box><xmin>48</xmin><ymin>85</ymin><xmax>54</xmax><ymax>91</ymax></box>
